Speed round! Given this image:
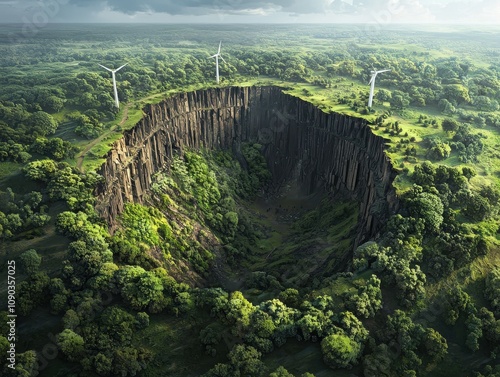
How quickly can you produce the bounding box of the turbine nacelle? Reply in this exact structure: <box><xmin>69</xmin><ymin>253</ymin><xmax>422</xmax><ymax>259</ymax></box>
<box><xmin>368</xmin><ymin>68</ymin><xmax>390</xmax><ymax>108</ymax></box>
<box><xmin>99</xmin><ymin>63</ymin><xmax>128</xmax><ymax>73</ymax></box>
<box><xmin>369</xmin><ymin>69</ymin><xmax>390</xmax><ymax>84</ymax></box>
<box><xmin>210</xmin><ymin>41</ymin><xmax>226</xmax><ymax>84</ymax></box>
<box><xmin>99</xmin><ymin>62</ymin><xmax>128</xmax><ymax>108</ymax></box>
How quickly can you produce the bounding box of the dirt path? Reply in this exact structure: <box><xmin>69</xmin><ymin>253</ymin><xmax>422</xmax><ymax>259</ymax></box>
<box><xmin>75</xmin><ymin>92</ymin><xmax>164</xmax><ymax>172</ymax></box>
<box><xmin>75</xmin><ymin>104</ymin><xmax>131</xmax><ymax>172</ymax></box>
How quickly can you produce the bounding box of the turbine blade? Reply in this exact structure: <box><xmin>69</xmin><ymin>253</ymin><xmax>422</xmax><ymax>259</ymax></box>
<box><xmin>377</xmin><ymin>69</ymin><xmax>391</xmax><ymax>73</ymax></box>
<box><xmin>218</xmin><ymin>41</ymin><xmax>222</xmax><ymax>54</ymax></box>
<box><xmin>209</xmin><ymin>54</ymin><xmax>218</xmax><ymax>58</ymax></box>
<box><xmin>115</xmin><ymin>63</ymin><xmax>128</xmax><ymax>72</ymax></box>
<box><xmin>98</xmin><ymin>64</ymin><xmax>112</xmax><ymax>72</ymax></box>
<box><xmin>369</xmin><ymin>74</ymin><xmax>377</xmax><ymax>85</ymax></box>
<box><xmin>220</xmin><ymin>55</ymin><xmax>227</xmax><ymax>64</ymax></box>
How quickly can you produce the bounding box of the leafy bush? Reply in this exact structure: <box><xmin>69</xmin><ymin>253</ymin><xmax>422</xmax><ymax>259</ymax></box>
<box><xmin>321</xmin><ymin>332</ymin><xmax>362</xmax><ymax>369</ymax></box>
<box><xmin>451</xmin><ymin>124</ymin><xmax>485</xmax><ymax>163</ymax></box>
<box><xmin>485</xmin><ymin>268</ymin><xmax>500</xmax><ymax>316</ymax></box>
<box><xmin>19</xmin><ymin>249</ymin><xmax>42</xmax><ymax>275</ymax></box>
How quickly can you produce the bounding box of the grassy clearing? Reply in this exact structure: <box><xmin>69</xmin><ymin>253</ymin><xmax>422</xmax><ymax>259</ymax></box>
<box><xmin>134</xmin><ymin>311</ymin><xmax>223</xmax><ymax>377</ymax></box>
<box><xmin>262</xmin><ymin>339</ymin><xmax>361</xmax><ymax>377</ymax></box>
<box><xmin>0</xmin><ymin>161</ymin><xmax>21</xmax><ymax>178</ymax></box>
<box><xmin>241</xmin><ymin>192</ymin><xmax>359</xmax><ymax>287</ymax></box>
<box><xmin>0</xmin><ymin>169</ymin><xmax>40</xmax><ymax>194</ymax></box>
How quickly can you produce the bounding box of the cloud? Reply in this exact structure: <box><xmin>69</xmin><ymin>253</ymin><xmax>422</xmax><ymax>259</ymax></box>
<box><xmin>64</xmin><ymin>0</ymin><xmax>341</xmax><ymax>16</ymax></box>
<box><xmin>0</xmin><ymin>0</ymin><xmax>496</xmax><ymax>23</ymax></box>
<box><xmin>434</xmin><ymin>0</ymin><xmax>500</xmax><ymax>23</ymax></box>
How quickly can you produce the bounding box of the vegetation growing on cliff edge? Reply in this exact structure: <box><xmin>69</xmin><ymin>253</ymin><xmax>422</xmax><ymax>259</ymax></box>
<box><xmin>1</xmin><ymin>24</ymin><xmax>500</xmax><ymax>377</ymax></box>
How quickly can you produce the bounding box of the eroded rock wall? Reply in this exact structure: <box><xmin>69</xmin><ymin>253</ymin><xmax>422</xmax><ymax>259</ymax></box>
<box><xmin>95</xmin><ymin>86</ymin><xmax>398</xmax><ymax>243</ymax></box>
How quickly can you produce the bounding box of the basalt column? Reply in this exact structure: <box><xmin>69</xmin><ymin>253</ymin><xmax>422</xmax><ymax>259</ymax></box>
<box><xmin>95</xmin><ymin>86</ymin><xmax>399</xmax><ymax>244</ymax></box>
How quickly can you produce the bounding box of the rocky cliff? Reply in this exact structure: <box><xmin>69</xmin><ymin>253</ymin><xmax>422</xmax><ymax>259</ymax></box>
<box><xmin>95</xmin><ymin>86</ymin><xmax>399</xmax><ymax>244</ymax></box>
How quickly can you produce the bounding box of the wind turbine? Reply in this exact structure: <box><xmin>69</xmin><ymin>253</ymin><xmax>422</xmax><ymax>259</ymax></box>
<box><xmin>368</xmin><ymin>69</ymin><xmax>390</xmax><ymax>108</ymax></box>
<box><xmin>98</xmin><ymin>63</ymin><xmax>128</xmax><ymax>108</ymax></box>
<box><xmin>210</xmin><ymin>42</ymin><xmax>226</xmax><ymax>84</ymax></box>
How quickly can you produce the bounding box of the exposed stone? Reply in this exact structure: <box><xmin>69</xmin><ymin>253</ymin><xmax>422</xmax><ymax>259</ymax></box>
<box><xmin>95</xmin><ymin>86</ymin><xmax>399</xmax><ymax>246</ymax></box>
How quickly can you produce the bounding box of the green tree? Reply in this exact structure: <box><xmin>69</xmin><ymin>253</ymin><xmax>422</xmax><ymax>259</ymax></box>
<box><xmin>135</xmin><ymin>312</ymin><xmax>150</xmax><ymax>329</ymax></box>
<box><xmin>466</xmin><ymin>314</ymin><xmax>483</xmax><ymax>352</ymax></box>
<box><xmin>444</xmin><ymin>84</ymin><xmax>471</xmax><ymax>105</ymax></box>
<box><xmin>474</xmin><ymin>95</ymin><xmax>493</xmax><ymax>111</ymax></box>
<box><xmin>376</xmin><ymin>89</ymin><xmax>392</xmax><ymax>102</ymax></box>
<box><xmin>464</xmin><ymin>194</ymin><xmax>491</xmax><ymax>221</ymax></box>
<box><xmin>347</xmin><ymin>275</ymin><xmax>383</xmax><ymax>318</ymax></box>
<box><xmin>424</xmin><ymin>328</ymin><xmax>448</xmax><ymax>361</ymax></box>
<box><xmin>321</xmin><ymin>333</ymin><xmax>361</xmax><ymax>369</ymax></box>
<box><xmin>40</xmin><ymin>95</ymin><xmax>65</xmax><ymax>113</ymax></box>
<box><xmin>224</xmin><ymin>291</ymin><xmax>256</xmax><ymax>337</ymax></box>
<box><xmin>438</xmin><ymin>99</ymin><xmax>456</xmax><ymax>115</ymax></box>
<box><xmin>112</xmin><ymin>346</ymin><xmax>152</xmax><ymax>377</ymax></box>
<box><xmin>442</xmin><ymin>118</ymin><xmax>460</xmax><ymax>133</ymax></box>
<box><xmin>269</xmin><ymin>366</ymin><xmax>295</xmax><ymax>377</ymax></box>
<box><xmin>338</xmin><ymin>311</ymin><xmax>369</xmax><ymax>343</ymax></box>
<box><xmin>202</xmin><ymin>363</ymin><xmax>236</xmax><ymax>377</ymax></box>
<box><xmin>100</xmin><ymin>306</ymin><xmax>136</xmax><ymax>343</ymax></box>
<box><xmin>363</xmin><ymin>344</ymin><xmax>393</xmax><ymax>377</ymax></box>
<box><xmin>18</xmin><ymin>272</ymin><xmax>50</xmax><ymax>316</ymax></box>
<box><xmin>429</xmin><ymin>141</ymin><xmax>451</xmax><ymax>160</ymax></box>
<box><xmin>485</xmin><ymin>268</ymin><xmax>500</xmax><ymax>316</ymax></box>
<box><xmin>67</xmin><ymin>240</ymin><xmax>113</xmax><ymax>279</ymax></box>
<box><xmin>405</xmin><ymin>188</ymin><xmax>444</xmax><ymax>233</ymax></box>
<box><xmin>385</xmin><ymin>310</ymin><xmax>426</xmax><ymax>371</ymax></box>
<box><xmin>23</xmin><ymin>159</ymin><xmax>57</xmax><ymax>182</ymax></box>
<box><xmin>391</xmin><ymin>91</ymin><xmax>410</xmax><ymax>109</ymax></box>
<box><xmin>117</xmin><ymin>267</ymin><xmax>165</xmax><ymax>311</ymax></box>
<box><xmin>94</xmin><ymin>352</ymin><xmax>112</xmax><ymax>376</ymax></box>
<box><xmin>0</xmin><ymin>335</ymin><xmax>9</xmax><ymax>356</ymax></box>
<box><xmin>62</xmin><ymin>309</ymin><xmax>80</xmax><ymax>330</ymax></box>
<box><xmin>278</xmin><ymin>288</ymin><xmax>299</xmax><ymax>307</ymax></box>
<box><xmin>224</xmin><ymin>211</ymin><xmax>239</xmax><ymax>237</ymax></box>
<box><xmin>462</xmin><ymin>166</ymin><xmax>477</xmax><ymax>181</ymax></box>
<box><xmin>28</xmin><ymin>111</ymin><xmax>58</xmax><ymax>136</ymax></box>
<box><xmin>338</xmin><ymin>60</ymin><xmax>356</xmax><ymax>76</ymax></box>
<box><xmin>57</xmin><ymin>329</ymin><xmax>85</xmax><ymax>362</ymax></box>
<box><xmin>14</xmin><ymin>350</ymin><xmax>39</xmax><ymax>377</ymax></box>
<box><xmin>19</xmin><ymin>249</ymin><xmax>42</xmax><ymax>275</ymax></box>
<box><xmin>478</xmin><ymin>307</ymin><xmax>500</xmax><ymax>345</ymax></box>
<box><xmin>73</xmin><ymin>113</ymin><xmax>103</xmax><ymax>139</ymax></box>
<box><xmin>228</xmin><ymin>344</ymin><xmax>266</xmax><ymax>377</ymax></box>
<box><xmin>200</xmin><ymin>322</ymin><xmax>224</xmax><ymax>349</ymax></box>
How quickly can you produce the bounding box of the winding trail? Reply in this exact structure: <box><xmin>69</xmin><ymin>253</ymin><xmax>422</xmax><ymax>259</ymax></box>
<box><xmin>76</xmin><ymin>104</ymin><xmax>130</xmax><ymax>172</ymax></box>
<box><xmin>76</xmin><ymin>92</ymin><xmax>162</xmax><ymax>172</ymax></box>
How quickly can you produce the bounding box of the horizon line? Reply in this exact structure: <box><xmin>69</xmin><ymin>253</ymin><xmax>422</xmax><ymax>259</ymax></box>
<box><xmin>1</xmin><ymin>21</ymin><xmax>500</xmax><ymax>26</ymax></box>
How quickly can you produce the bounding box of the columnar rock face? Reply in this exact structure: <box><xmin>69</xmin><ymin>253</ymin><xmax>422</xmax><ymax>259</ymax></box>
<box><xmin>95</xmin><ymin>86</ymin><xmax>399</xmax><ymax>244</ymax></box>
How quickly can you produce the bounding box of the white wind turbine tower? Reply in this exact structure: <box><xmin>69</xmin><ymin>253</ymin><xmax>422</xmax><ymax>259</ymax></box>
<box><xmin>98</xmin><ymin>63</ymin><xmax>128</xmax><ymax>108</ymax></box>
<box><xmin>210</xmin><ymin>42</ymin><xmax>226</xmax><ymax>84</ymax></box>
<box><xmin>368</xmin><ymin>69</ymin><xmax>390</xmax><ymax>108</ymax></box>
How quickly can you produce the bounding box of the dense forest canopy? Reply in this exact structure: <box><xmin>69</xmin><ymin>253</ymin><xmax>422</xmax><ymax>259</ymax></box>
<box><xmin>0</xmin><ymin>24</ymin><xmax>499</xmax><ymax>377</ymax></box>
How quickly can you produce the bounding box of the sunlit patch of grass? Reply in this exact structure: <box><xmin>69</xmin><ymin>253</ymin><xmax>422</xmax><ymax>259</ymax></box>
<box><xmin>262</xmin><ymin>339</ymin><xmax>360</xmax><ymax>377</ymax></box>
<box><xmin>133</xmin><ymin>311</ymin><xmax>224</xmax><ymax>377</ymax></box>
<box><xmin>0</xmin><ymin>161</ymin><xmax>21</xmax><ymax>178</ymax></box>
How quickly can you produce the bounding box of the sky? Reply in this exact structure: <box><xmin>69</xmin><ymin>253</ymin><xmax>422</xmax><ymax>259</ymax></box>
<box><xmin>0</xmin><ymin>0</ymin><xmax>499</xmax><ymax>25</ymax></box>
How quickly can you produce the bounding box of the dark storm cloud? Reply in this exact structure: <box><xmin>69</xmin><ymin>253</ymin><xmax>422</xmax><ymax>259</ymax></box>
<box><xmin>63</xmin><ymin>0</ymin><xmax>438</xmax><ymax>18</ymax></box>
<box><xmin>1</xmin><ymin>0</ymin><xmax>496</xmax><ymax>23</ymax></box>
<box><xmin>67</xmin><ymin>0</ymin><xmax>333</xmax><ymax>15</ymax></box>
